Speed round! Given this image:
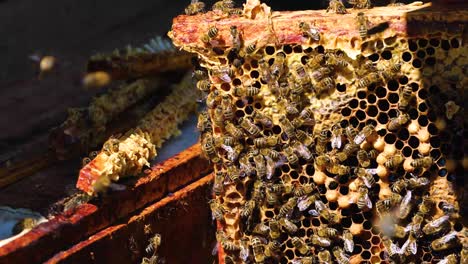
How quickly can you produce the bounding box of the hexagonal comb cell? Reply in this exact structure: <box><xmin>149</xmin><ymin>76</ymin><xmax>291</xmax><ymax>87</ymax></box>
<box><xmin>171</xmin><ymin>2</ymin><xmax>466</xmax><ymax>263</ymax></box>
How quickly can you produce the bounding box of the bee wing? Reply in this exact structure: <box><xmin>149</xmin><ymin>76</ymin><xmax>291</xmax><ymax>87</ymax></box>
<box><xmin>344</xmin><ymin>239</ymin><xmax>354</xmax><ymax>253</ymax></box>
<box><xmin>401</xmin><ymin>236</ymin><xmax>417</xmax><ymax>255</ymax></box>
<box><xmin>297</xmin><ymin>196</ymin><xmax>311</xmax><ymax>211</ymax></box>
<box><xmin>331</xmin><ymin>136</ymin><xmax>342</xmax><ymax>149</ymax></box>
<box><xmin>362</xmin><ymin>176</ymin><xmax>372</xmax><ymax>188</ymax></box>
<box><xmin>365</xmin><ymin>194</ymin><xmax>373</xmax><ymax>209</ymax></box>
<box><xmin>308</xmin><ymin>209</ymin><xmax>320</xmax><ymax>216</ymax></box>
<box><xmin>354</xmin><ymin>134</ymin><xmax>365</xmax><ymax>145</ymax></box>
<box><xmin>211</xmin><ymin>241</ymin><xmax>219</xmax><ymax>256</ymax></box>
<box><xmin>240</xmin><ymin>245</ymin><xmax>250</xmax><ymax>261</ymax></box>
<box><xmin>365</xmin><ymin>168</ymin><xmax>378</xmax><ymax>175</ymax></box>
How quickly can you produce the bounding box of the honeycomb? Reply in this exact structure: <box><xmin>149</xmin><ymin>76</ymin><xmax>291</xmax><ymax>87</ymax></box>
<box><xmin>170</xmin><ymin>1</ymin><xmax>466</xmax><ymax>263</ymax></box>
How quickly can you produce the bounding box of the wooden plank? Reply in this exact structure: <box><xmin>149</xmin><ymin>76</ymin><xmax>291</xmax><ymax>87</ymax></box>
<box><xmin>44</xmin><ymin>173</ymin><xmax>215</xmax><ymax>264</ymax></box>
<box><xmin>0</xmin><ymin>144</ymin><xmax>211</xmax><ymax>264</ymax></box>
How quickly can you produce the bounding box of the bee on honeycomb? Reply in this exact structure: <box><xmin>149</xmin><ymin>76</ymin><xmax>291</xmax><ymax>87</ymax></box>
<box><xmin>171</xmin><ymin>0</ymin><xmax>466</xmax><ymax>263</ymax></box>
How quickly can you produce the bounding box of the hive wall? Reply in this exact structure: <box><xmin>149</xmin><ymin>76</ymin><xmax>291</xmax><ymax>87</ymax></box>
<box><xmin>170</xmin><ymin>3</ymin><xmax>466</xmax><ymax>263</ymax></box>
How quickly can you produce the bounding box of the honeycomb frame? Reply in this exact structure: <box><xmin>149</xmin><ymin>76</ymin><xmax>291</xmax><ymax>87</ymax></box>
<box><xmin>170</xmin><ymin>2</ymin><xmax>466</xmax><ymax>263</ymax></box>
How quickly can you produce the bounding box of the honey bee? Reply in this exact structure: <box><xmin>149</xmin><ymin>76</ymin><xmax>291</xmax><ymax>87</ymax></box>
<box><xmin>380</xmin><ymin>62</ymin><xmax>402</xmax><ymax>81</ymax></box>
<box><xmin>201</xmin><ymin>134</ymin><xmax>219</xmax><ymax>162</ymax></box>
<box><xmin>197</xmin><ymin>112</ymin><xmax>211</xmax><ymax>133</ymax></box>
<box><xmin>185</xmin><ymin>0</ymin><xmax>205</xmax><ymax>15</ymax></box>
<box><xmin>289</xmin><ymin>64</ymin><xmax>310</xmax><ymax>94</ymax></box>
<box><xmin>306</xmin><ymin>53</ymin><xmax>326</xmax><ymax>70</ymax></box>
<box><xmin>357</xmin><ymin>72</ymin><xmax>380</xmax><ymax>88</ymax></box>
<box><xmin>299</xmin><ymin>22</ymin><xmax>321</xmax><ymax>41</ymax></box>
<box><xmin>318</xmin><ymin>226</ymin><xmax>339</xmax><ymax>238</ymax></box>
<box><xmin>368</xmin><ymin>149</ymin><xmax>378</xmax><ymax>159</ymax></box>
<box><xmin>292</xmin><ymin>237</ymin><xmax>311</xmax><ymax>255</ymax></box>
<box><xmin>283</xmin><ymin>144</ymin><xmax>299</xmax><ymax>165</ymax></box>
<box><xmin>213</xmin><ymin>105</ymin><xmax>225</xmax><ymax>127</ymax></box>
<box><xmin>279</xmin><ymin>217</ymin><xmax>298</xmax><ymax>234</ymax></box>
<box><xmin>398</xmin><ymin>85</ymin><xmax>413</xmax><ymax>111</ymax></box>
<box><xmin>253</xmin><ymin>222</ymin><xmax>270</xmax><ymax>237</ymax></box>
<box><xmin>376</xmin><ymin>193</ymin><xmax>402</xmax><ymax>214</ymax></box>
<box><xmin>407</xmin><ymin>177</ymin><xmax>430</xmax><ymax>189</ymax></box>
<box><xmin>316</xmin><ymin>77</ymin><xmax>335</xmax><ymax>96</ymax></box>
<box><xmin>269</xmin><ymin>219</ymin><xmax>281</xmax><ymax>239</ymax></box>
<box><xmin>326</xmin><ymin>52</ymin><xmax>349</xmax><ymax>68</ymax></box>
<box><xmin>229</xmin><ymin>26</ymin><xmax>241</xmax><ymax>52</ymax></box>
<box><xmin>258</xmin><ymin>58</ymin><xmax>272</xmax><ymax>84</ymax></box>
<box><xmin>205</xmin><ymin>90</ymin><xmax>219</xmax><ymax>109</ymax></box>
<box><xmin>226</xmin><ymin>162</ymin><xmax>241</xmax><ymax>182</ymax></box>
<box><xmin>252</xmin><ymin>111</ymin><xmax>273</xmax><ymax>128</ymax></box>
<box><xmin>295</xmin><ymin>130</ymin><xmax>314</xmax><ymax>148</ymax></box>
<box><xmin>252</xmin><ymin>180</ymin><xmax>265</xmax><ymax>204</ymax></box>
<box><xmin>318</xmin><ymin>251</ymin><xmax>332</xmax><ymax>264</ymax></box>
<box><xmin>310</xmin><ymin>66</ymin><xmax>332</xmax><ymax>82</ymax></box>
<box><xmin>266</xmin><ymin>187</ymin><xmax>280</xmax><ymax>206</ymax></box>
<box><xmin>196</xmin><ymin>79</ymin><xmax>211</xmax><ymax>93</ymax></box>
<box><xmin>333</xmin><ymin>246</ymin><xmax>350</xmax><ymax>264</ymax></box>
<box><xmin>239</xmin><ymin>155</ymin><xmax>255</xmax><ymax>177</ymax></box>
<box><xmin>437</xmin><ymin>254</ymin><xmax>458</xmax><ymax>264</ymax></box>
<box><xmin>265</xmin><ymin>240</ymin><xmax>281</xmax><ymax>257</ymax></box>
<box><xmin>401</xmin><ymin>232</ymin><xmax>417</xmax><ymax>256</ymax></box>
<box><xmin>216</xmin><ymin>230</ymin><xmax>240</xmax><ymax>251</ymax></box>
<box><xmin>327</xmin><ymin>0</ymin><xmax>347</xmax><ymax>14</ymax></box>
<box><xmin>315</xmin><ymin>155</ymin><xmax>331</xmax><ymax>168</ymax></box>
<box><xmin>410</xmin><ymin>157</ymin><xmax>433</xmax><ymax>169</ymax></box>
<box><xmin>351</xmin><ymin>0</ymin><xmax>372</xmax><ymax>9</ymax></box>
<box><xmin>253</xmin><ymin>154</ymin><xmax>266</xmax><ymax>178</ymax></box>
<box><xmin>387</xmin><ymin>113</ymin><xmax>410</xmax><ymax>131</ymax></box>
<box><xmin>355</xmin><ymin>167</ymin><xmax>376</xmax><ymax>188</ymax></box>
<box><xmin>240</xmin><ymin>200</ymin><xmax>256</xmax><ymax>218</ymax></box>
<box><xmin>330</xmin><ymin>124</ymin><xmax>343</xmax><ymax>149</ymax></box>
<box><xmin>297</xmin><ymin>194</ymin><xmax>319</xmax><ymax>211</ymax></box>
<box><xmin>314</xmin><ymin>199</ymin><xmax>331</xmax><ymax>219</ymax></box>
<box><xmin>225</xmin><ymin>121</ymin><xmax>244</xmax><ymax>139</ymax></box>
<box><xmin>311</xmin><ymin>235</ymin><xmax>332</xmax><ymax>247</ymax></box>
<box><xmin>356</xmin><ymin>150</ymin><xmax>370</xmax><ymax>167</ymax></box>
<box><xmin>391</xmin><ymin>179</ymin><xmax>407</xmax><ymax>193</ymax></box>
<box><xmin>382</xmin><ymin>236</ymin><xmax>401</xmax><ymax>258</ymax></box>
<box><xmin>384</xmin><ymin>154</ymin><xmax>404</xmax><ymax>170</ymax></box>
<box><xmin>201</xmin><ymin>26</ymin><xmax>219</xmax><ymax>44</ymax></box>
<box><xmin>445</xmin><ymin>101</ymin><xmax>460</xmax><ymax>120</ymax></box>
<box><xmin>293</xmin><ymin>183</ymin><xmax>315</xmax><ymax>197</ymax></box>
<box><xmin>240</xmin><ymin>41</ymin><xmax>257</xmax><ymax>57</ymax></box>
<box><xmin>422</xmin><ymin>215</ymin><xmax>450</xmax><ymax>235</ymax></box>
<box><xmin>355</xmin><ymin>12</ymin><xmax>369</xmax><ymax>39</ymax></box>
<box><xmin>397</xmin><ymin>190</ymin><xmax>413</xmax><ymax>219</ymax></box>
<box><xmin>103</xmin><ymin>138</ymin><xmax>120</xmax><ymax>155</ymax></box>
<box><xmin>233</xmin><ymin>85</ymin><xmax>260</xmax><ymax>97</ymax></box>
<box><xmin>461</xmin><ymin>246</ymin><xmax>468</xmax><ymax>264</ymax></box>
<box><xmin>278</xmin><ymin>196</ymin><xmax>298</xmax><ymax>218</ymax></box>
<box><xmin>211</xmin><ymin>66</ymin><xmax>233</xmax><ymax>82</ymax></box>
<box><xmin>12</xmin><ymin>218</ymin><xmax>38</xmax><ymax>235</ymax></box>
<box><xmin>326</xmin><ymin>164</ymin><xmax>351</xmax><ymax>176</ymax></box>
<box><xmin>221</xmin><ymin>95</ymin><xmax>234</xmax><ymax>120</ymax></box>
<box><xmin>357</xmin><ymin>185</ymin><xmax>372</xmax><ymax>211</ymax></box>
<box><xmin>239</xmin><ymin>237</ymin><xmax>250</xmax><ymax>261</ymax></box>
<box><xmin>439</xmin><ymin>201</ymin><xmax>457</xmax><ymax>214</ymax></box>
<box><xmin>209</xmin><ymin>199</ymin><xmax>225</xmax><ymax>221</ymax></box>
<box><xmin>315</xmin><ymin>130</ymin><xmax>329</xmax><ymax>154</ymax></box>
<box><xmin>212</xmin><ymin>0</ymin><xmax>234</xmax><ymax>12</ymax></box>
<box><xmin>145</xmin><ymin>234</ymin><xmax>162</xmax><ymax>254</ymax></box>
<box><xmin>239</xmin><ymin>117</ymin><xmax>261</xmax><ymax>137</ymax></box>
<box><xmin>213</xmin><ymin>171</ymin><xmax>225</xmax><ymax>195</ymax></box>
<box><xmin>342</xmin><ymin>230</ymin><xmax>354</xmax><ymax>253</ymax></box>
<box><xmin>271</xmin><ymin>53</ymin><xmax>286</xmax><ymax>81</ymax></box>
<box><xmin>251</xmin><ymin>237</ymin><xmax>266</xmax><ymax>263</ymax></box>
<box><xmin>417</xmin><ymin>196</ymin><xmax>433</xmax><ymax>216</ymax></box>
<box><xmin>432</xmin><ymin>231</ymin><xmax>460</xmax><ymax>251</ymax></box>
<box><xmin>293</xmin><ymin>141</ymin><xmax>313</xmax><ymax>161</ymax></box>
<box><xmin>254</xmin><ymin>135</ymin><xmax>278</xmax><ymax>148</ymax></box>
<box><xmin>410</xmin><ymin>213</ymin><xmax>424</xmax><ymax>238</ymax></box>
<box><xmin>82</xmin><ymin>157</ymin><xmax>92</xmax><ymax>167</ymax></box>
<box><xmin>354</xmin><ymin>124</ymin><xmax>374</xmax><ymax>144</ymax></box>
<box><xmin>285</xmin><ymin>102</ymin><xmax>300</xmax><ymax>116</ymax></box>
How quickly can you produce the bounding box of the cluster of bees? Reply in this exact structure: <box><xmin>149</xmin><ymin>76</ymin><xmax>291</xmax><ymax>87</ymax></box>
<box><xmin>171</xmin><ymin>1</ymin><xmax>466</xmax><ymax>263</ymax></box>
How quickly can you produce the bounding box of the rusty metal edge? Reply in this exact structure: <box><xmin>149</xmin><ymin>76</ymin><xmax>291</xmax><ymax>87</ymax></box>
<box><xmin>0</xmin><ymin>143</ymin><xmax>212</xmax><ymax>264</ymax></box>
<box><xmin>44</xmin><ymin>173</ymin><xmax>215</xmax><ymax>264</ymax></box>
